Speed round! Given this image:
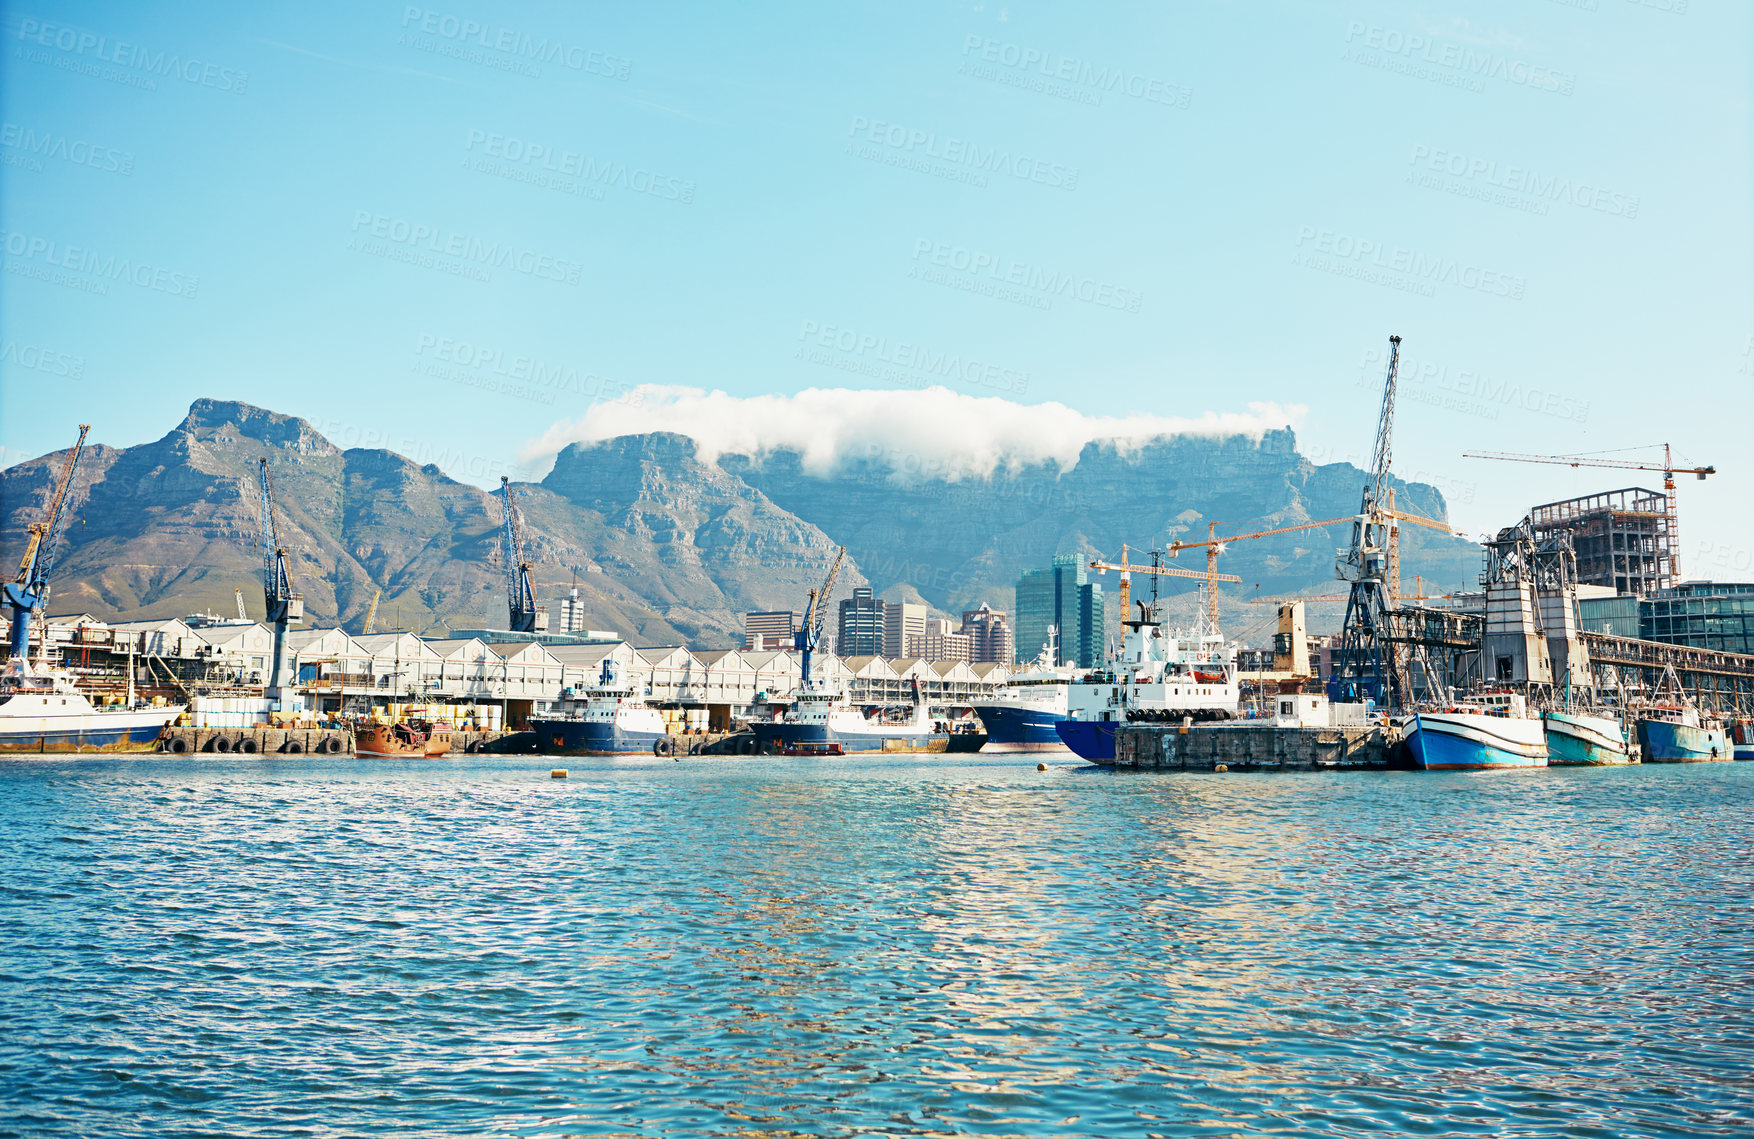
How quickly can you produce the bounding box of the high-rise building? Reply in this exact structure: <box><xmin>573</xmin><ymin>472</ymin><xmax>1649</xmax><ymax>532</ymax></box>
<box><xmin>884</xmin><ymin>601</ymin><xmax>928</xmax><ymax>658</ymax></box>
<box><xmin>1530</xmin><ymin>488</ymin><xmax>1674</xmax><ymax>595</ymax></box>
<box><xmin>837</xmin><ymin>587</ymin><xmax>885</xmax><ymax>657</ymax></box>
<box><xmin>743</xmin><ymin>610</ymin><xmax>798</xmax><ymax>652</ymax></box>
<box><xmin>1015</xmin><ymin>555</ymin><xmax>1106</xmax><ymax>667</ymax></box>
<box><xmin>556</xmin><ymin>587</ymin><xmax>587</xmax><ymax>634</ymax></box>
<box><xmin>959</xmin><ymin>604</ymin><xmax>1015</xmax><ymax>664</ymax></box>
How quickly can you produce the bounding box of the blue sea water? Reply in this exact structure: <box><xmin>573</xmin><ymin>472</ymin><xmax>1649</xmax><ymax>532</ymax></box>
<box><xmin>2</xmin><ymin>754</ymin><xmax>1751</xmax><ymax>1138</ymax></box>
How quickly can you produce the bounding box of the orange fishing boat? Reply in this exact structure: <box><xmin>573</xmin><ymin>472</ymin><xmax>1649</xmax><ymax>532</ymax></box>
<box><xmin>355</xmin><ymin>718</ymin><xmax>453</xmax><ymax>758</ymax></box>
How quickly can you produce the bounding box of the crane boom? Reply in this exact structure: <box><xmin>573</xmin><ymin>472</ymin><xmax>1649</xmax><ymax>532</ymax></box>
<box><xmin>1088</xmin><ymin>558</ymin><xmax>1241</xmax><ymax>583</ymax></box>
<box><xmin>363</xmin><ymin>589</ymin><xmax>382</xmax><ymax>635</ymax></box>
<box><xmin>5</xmin><ymin>424</ymin><xmax>90</xmax><ymax>662</ymax></box>
<box><xmin>795</xmin><ymin>546</ymin><xmax>846</xmax><ymax>690</ymax></box>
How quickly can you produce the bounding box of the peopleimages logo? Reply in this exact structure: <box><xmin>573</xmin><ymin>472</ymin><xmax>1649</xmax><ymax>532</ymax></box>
<box><xmin>1294</xmin><ymin>226</ymin><xmax>1525</xmax><ymax>300</ymax></box>
<box><xmin>14</xmin><ymin>17</ymin><xmax>249</xmax><ymax>92</ymax></box>
<box><xmin>846</xmin><ymin>117</ymin><xmax>1078</xmax><ymax>190</ymax></box>
<box><xmin>349</xmin><ymin>212</ymin><xmax>583</xmax><ymax>285</ymax></box>
<box><xmin>909</xmin><ymin>239</ymin><xmax>1144</xmax><ymax>313</ymax></box>
<box><xmin>959</xmin><ymin>36</ymin><xmax>1192</xmax><ymax>108</ymax></box>
<box><xmin>1408</xmin><ymin>145</ymin><xmax>1638</xmax><ymax>218</ymax></box>
<box><xmin>399</xmin><ymin>7</ymin><xmax>630</xmax><ymax>80</ymax></box>
<box><xmin>796</xmin><ymin>320</ymin><xmax>1029</xmax><ymax>394</ymax></box>
<box><xmin>1342</xmin><ymin>22</ymin><xmax>1576</xmax><ymax>96</ymax></box>
<box><xmin>464</xmin><ymin>131</ymin><xmax>694</xmax><ymax>203</ymax></box>
<box><xmin>0</xmin><ymin>123</ymin><xmax>134</xmax><ymax>174</ymax></box>
<box><xmin>0</xmin><ymin>229</ymin><xmax>200</xmax><ymax>297</ymax></box>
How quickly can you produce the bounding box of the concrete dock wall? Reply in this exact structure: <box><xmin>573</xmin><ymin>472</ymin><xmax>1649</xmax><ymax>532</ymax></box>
<box><xmin>1114</xmin><ymin>723</ymin><xmax>1401</xmax><ymax>772</ymax></box>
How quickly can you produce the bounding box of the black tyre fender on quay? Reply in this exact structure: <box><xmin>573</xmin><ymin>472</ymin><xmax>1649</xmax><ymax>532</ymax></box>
<box><xmin>212</xmin><ymin>736</ymin><xmax>232</xmax><ymax>753</ymax></box>
<box><xmin>166</xmin><ymin>736</ymin><xmax>189</xmax><ymax>754</ymax></box>
<box><xmin>237</xmin><ymin>738</ymin><xmax>259</xmax><ymax>754</ymax></box>
<box><xmin>467</xmin><ymin>739</ymin><xmax>486</xmax><ymax>754</ymax></box>
<box><xmin>653</xmin><ymin>736</ymin><xmax>675</xmax><ymax>758</ymax></box>
<box><xmin>281</xmin><ymin>740</ymin><xmax>303</xmax><ymax>754</ymax></box>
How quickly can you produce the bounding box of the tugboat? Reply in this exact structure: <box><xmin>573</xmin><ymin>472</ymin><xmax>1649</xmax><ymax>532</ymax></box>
<box><xmin>0</xmin><ymin>656</ymin><xmax>185</xmax><ymax>752</ymax></box>
<box><xmin>355</xmin><ymin>714</ymin><xmax>453</xmax><ymax>758</ymax></box>
<box><xmin>1405</xmin><ymin>691</ymin><xmax>1547</xmax><ymax>771</ymax></box>
<box><xmin>1055</xmin><ymin>603</ymin><xmax>1238</xmax><ymax>762</ymax></box>
<box><xmin>531</xmin><ymin>659</ymin><xmax>671</xmax><ymax>756</ymax></box>
<box><xmin>973</xmin><ymin>628</ymin><xmax>1073</xmax><ymax>751</ymax></box>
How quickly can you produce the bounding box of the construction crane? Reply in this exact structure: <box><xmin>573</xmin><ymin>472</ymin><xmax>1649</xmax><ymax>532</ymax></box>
<box><xmin>257</xmin><ymin>458</ymin><xmax>305</xmax><ymax>714</ymax></box>
<box><xmin>1462</xmin><ymin>445</ymin><xmax>1715</xmax><ymax>581</ymax></box>
<box><xmin>1164</xmin><ymin>509</ymin><xmax>1459</xmax><ymax>633</ymax></box>
<box><xmin>234</xmin><ymin>588</ymin><xmax>248</xmax><ymax>621</ymax></box>
<box><xmin>794</xmin><ymin>546</ymin><xmax>846</xmax><ymax>690</ymax></box>
<box><xmin>362</xmin><ymin>589</ymin><xmax>382</xmax><ymax>635</ymax></box>
<box><xmin>5</xmin><ymin>424</ymin><xmax>89</xmax><ymax>663</ymax></box>
<box><xmin>499</xmin><ymin>477</ymin><xmax>547</xmax><ymax>633</ymax></box>
<box><xmin>1089</xmin><ymin>551</ymin><xmax>1242</xmax><ymax>634</ymax></box>
<box><xmin>1248</xmin><ymin>593</ymin><xmax>1348</xmax><ymax>605</ymax></box>
<box><xmin>1329</xmin><ymin>334</ymin><xmax>1403</xmax><ymax>708</ymax></box>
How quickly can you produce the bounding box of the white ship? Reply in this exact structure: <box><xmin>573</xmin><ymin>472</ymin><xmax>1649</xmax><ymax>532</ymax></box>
<box><xmin>972</xmin><ymin>629</ymin><xmax>1075</xmax><ymax>751</ymax></box>
<box><xmin>0</xmin><ymin>657</ymin><xmax>185</xmax><ymax>752</ymax></box>
<box><xmin>1056</xmin><ymin>607</ymin><xmax>1238</xmax><ymax>761</ymax></box>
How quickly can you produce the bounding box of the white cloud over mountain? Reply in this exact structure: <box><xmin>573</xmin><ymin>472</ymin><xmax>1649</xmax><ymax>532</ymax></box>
<box><xmin>523</xmin><ymin>385</ymin><xmax>1305</xmax><ymax>481</ymax></box>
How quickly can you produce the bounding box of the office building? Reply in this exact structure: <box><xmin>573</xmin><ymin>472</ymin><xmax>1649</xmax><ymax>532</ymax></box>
<box><xmin>1015</xmin><ymin>555</ymin><xmax>1106</xmax><ymax>667</ymax></box>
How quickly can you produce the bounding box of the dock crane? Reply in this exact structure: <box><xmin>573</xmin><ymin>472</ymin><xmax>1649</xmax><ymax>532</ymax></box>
<box><xmin>257</xmin><ymin>458</ymin><xmax>305</xmax><ymax>714</ymax></box>
<box><xmin>362</xmin><ymin>589</ymin><xmax>382</xmax><ymax>636</ymax></box>
<box><xmin>235</xmin><ymin>588</ymin><xmax>248</xmax><ymax>621</ymax></box>
<box><xmin>1462</xmin><ymin>445</ymin><xmax>1715</xmax><ymax>581</ymax></box>
<box><xmin>794</xmin><ymin>546</ymin><xmax>846</xmax><ymax>690</ymax></box>
<box><xmin>5</xmin><ymin>424</ymin><xmax>89</xmax><ymax>663</ymax></box>
<box><xmin>1329</xmin><ymin>334</ymin><xmax>1405</xmax><ymax>708</ymax></box>
<box><xmin>499</xmin><ymin>477</ymin><xmax>547</xmax><ymax>633</ymax></box>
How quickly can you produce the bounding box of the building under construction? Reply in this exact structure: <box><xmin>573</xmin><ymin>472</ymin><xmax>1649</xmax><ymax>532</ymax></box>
<box><xmin>1529</xmin><ymin>487</ymin><xmax>1673</xmax><ymax>595</ymax></box>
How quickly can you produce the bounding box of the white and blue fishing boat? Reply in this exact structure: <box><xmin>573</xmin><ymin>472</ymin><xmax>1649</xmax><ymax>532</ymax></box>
<box><xmin>1404</xmin><ymin>692</ymin><xmax>1547</xmax><ymax>771</ymax></box>
<box><xmin>0</xmin><ymin>658</ymin><xmax>184</xmax><ymax>752</ymax></box>
<box><xmin>1632</xmin><ymin>664</ymin><xmax>1729</xmax><ymax>763</ymax></box>
<box><xmin>1635</xmin><ymin>707</ymin><xmax>1728</xmax><ymax>763</ymax></box>
<box><xmin>973</xmin><ymin>630</ymin><xmax>1073</xmax><ymax>751</ymax></box>
<box><xmin>1732</xmin><ymin>722</ymin><xmax>1754</xmax><ymax>762</ymax></box>
<box><xmin>530</xmin><ymin>659</ymin><xmax>670</xmax><ymax>756</ymax></box>
<box><xmin>1543</xmin><ymin>708</ymin><xmax>1633</xmax><ymax>766</ymax></box>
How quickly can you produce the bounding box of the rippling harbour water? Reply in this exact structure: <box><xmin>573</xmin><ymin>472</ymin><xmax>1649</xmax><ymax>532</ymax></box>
<box><xmin>2</xmin><ymin>754</ymin><xmax>1751</xmax><ymax>1138</ymax></box>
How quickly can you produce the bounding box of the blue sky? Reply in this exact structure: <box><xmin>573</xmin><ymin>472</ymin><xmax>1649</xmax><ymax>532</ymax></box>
<box><xmin>2</xmin><ymin>0</ymin><xmax>1749</xmax><ymax>574</ymax></box>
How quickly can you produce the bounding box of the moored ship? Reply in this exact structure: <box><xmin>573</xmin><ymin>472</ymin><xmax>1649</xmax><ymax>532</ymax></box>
<box><xmin>1635</xmin><ymin>707</ymin><xmax>1728</xmax><ymax>763</ymax></box>
<box><xmin>0</xmin><ymin>658</ymin><xmax>185</xmax><ymax>752</ymax></box>
<box><xmin>1732</xmin><ymin>721</ymin><xmax>1754</xmax><ymax>761</ymax></box>
<box><xmin>531</xmin><ymin>660</ymin><xmax>670</xmax><ymax>756</ymax></box>
<box><xmin>972</xmin><ymin>631</ymin><xmax>1072</xmax><ymax>751</ymax></box>
<box><xmin>759</xmin><ymin>677</ymin><xmax>954</xmax><ymax>754</ymax></box>
<box><xmin>354</xmin><ymin>717</ymin><xmax>454</xmax><ymax>758</ymax></box>
<box><xmin>1055</xmin><ymin>607</ymin><xmax>1238</xmax><ymax>762</ymax></box>
<box><xmin>1404</xmin><ymin>692</ymin><xmax>1547</xmax><ymax>771</ymax></box>
<box><xmin>1543</xmin><ymin>708</ymin><xmax>1633</xmax><ymax>766</ymax></box>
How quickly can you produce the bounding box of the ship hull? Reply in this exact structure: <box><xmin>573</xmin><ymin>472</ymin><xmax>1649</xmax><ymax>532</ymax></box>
<box><xmin>1729</xmin><ymin>724</ymin><xmax>1754</xmax><ymax>761</ymax></box>
<box><xmin>1406</xmin><ymin>712</ymin><xmax>1547</xmax><ymax>771</ymax></box>
<box><xmin>0</xmin><ymin>714</ymin><xmax>180</xmax><ymax>753</ymax></box>
<box><xmin>532</xmin><ymin>718</ymin><xmax>668</xmax><ymax>756</ymax></box>
<box><xmin>1636</xmin><ymin>719</ymin><xmax>1728</xmax><ymax>763</ymax></box>
<box><xmin>975</xmin><ymin>704</ymin><xmax>1070</xmax><ymax>751</ymax></box>
<box><xmin>1054</xmin><ymin>720</ymin><xmax>1118</xmax><ymax>762</ymax></box>
<box><xmin>758</xmin><ymin>721</ymin><xmax>950</xmax><ymax>754</ymax></box>
<box><xmin>1543</xmin><ymin>711</ymin><xmax>1632</xmax><ymax>766</ymax></box>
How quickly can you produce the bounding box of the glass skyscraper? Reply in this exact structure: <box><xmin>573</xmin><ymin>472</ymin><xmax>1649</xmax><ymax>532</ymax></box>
<box><xmin>1015</xmin><ymin>555</ymin><xmax>1106</xmax><ymax>667</ymax></box>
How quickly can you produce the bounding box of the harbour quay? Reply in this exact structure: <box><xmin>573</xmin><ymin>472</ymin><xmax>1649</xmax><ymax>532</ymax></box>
<box><xmin>1114</xmin><ymin>721</ymin><xmax>1400</xmax><ymax>772</ymax></box>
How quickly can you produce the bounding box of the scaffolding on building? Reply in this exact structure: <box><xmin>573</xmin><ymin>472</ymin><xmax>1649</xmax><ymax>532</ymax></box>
<box><xmin>1529</xmin><ymin>487</ymin><xmax>1673</xmax><ymax>596</ymax></box>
